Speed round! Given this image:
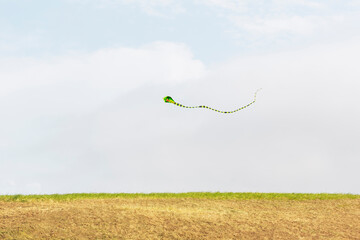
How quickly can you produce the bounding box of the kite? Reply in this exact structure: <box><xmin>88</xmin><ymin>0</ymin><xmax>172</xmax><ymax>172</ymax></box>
<box><xmin>163</xmin><ymin>88</ymin><xmax>262</xmax><ymax>114</ymax></box>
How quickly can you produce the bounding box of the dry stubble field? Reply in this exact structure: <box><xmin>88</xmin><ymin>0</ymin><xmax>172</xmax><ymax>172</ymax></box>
<box><xmin>0</xmin><ymin>193</ymin><xmax>359</xmax><ymax>239</ymax></box>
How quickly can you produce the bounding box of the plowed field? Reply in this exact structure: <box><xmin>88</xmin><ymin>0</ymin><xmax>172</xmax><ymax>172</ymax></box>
<box><xmin>1</xmin><ymin>194</ymin><xmax>359</xmax><ymax>239</ymax></box>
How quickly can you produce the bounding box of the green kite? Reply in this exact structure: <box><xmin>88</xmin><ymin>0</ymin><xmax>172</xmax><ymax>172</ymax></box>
<box><xmin>163</xmin><ymin>89</ymin><xmax>262</xmax><ymax>114</ymax></box>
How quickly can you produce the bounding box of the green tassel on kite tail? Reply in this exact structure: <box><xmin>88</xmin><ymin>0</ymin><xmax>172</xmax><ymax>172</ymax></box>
<box><xmin>163</xmin><ymin>88</ymin><xmax>262</xmax><ymax>114</ymax></box>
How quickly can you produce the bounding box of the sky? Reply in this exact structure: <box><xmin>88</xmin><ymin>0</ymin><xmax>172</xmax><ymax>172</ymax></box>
<box><xmin>1</xmin><ymin>0</ymin><xmax>360</xmax><ymax>194</ymax></box>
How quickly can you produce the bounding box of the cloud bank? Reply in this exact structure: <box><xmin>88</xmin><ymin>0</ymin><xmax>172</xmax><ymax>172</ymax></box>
<box><xmin>1</xmin><ymin>38</ymin><xmax>360</xmax><ymax>194</ymax></box>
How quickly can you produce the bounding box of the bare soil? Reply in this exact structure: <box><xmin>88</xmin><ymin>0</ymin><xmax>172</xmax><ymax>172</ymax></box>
<box><xmin>1</xmin><ymin>198</ymin><xmax>359</xmax><ymax>239</ymax></box>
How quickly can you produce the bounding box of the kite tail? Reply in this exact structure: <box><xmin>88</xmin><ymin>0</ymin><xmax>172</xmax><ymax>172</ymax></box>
<box><xmin>174</xmin><ymin>102</ymin><xmax>198</xmax><ymax>109</ymax></box>
<box><xmin>229</xmin><ymin>88</ymin><xmax>262</xmax><ymax>113</ymax></box>
<box><xmin>197</xmin><ymin>88</ymin><xmax>262</xmax><ymax>114</ymax></box>
<box><xmin>164</xmin><ymin>88</ymin><xmax>262</xmax><ymax>114</ymax></box>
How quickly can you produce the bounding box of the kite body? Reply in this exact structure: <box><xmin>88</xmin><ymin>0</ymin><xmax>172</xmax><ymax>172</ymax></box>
<box><xmin>163</xmin><ymin>89</ymin><xmax>261</xmax><ymax>114</ymax></box>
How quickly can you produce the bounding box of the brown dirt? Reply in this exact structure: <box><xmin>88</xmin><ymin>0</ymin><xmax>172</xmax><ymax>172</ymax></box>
<box><xmin>0</xmin><ymin>198</ymin><xmax>359</xmax><ymax>239</ymax></box>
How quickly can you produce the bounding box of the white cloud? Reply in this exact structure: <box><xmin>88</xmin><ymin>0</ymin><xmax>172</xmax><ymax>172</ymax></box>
<box><xmin>195</xmin><ymin>0</ymin><xmax>249</xmax><ymax>12</ymax></box>
<box><xmin>60</xmin><ymin>38</ymin><xmax>360</xmax><ymax>194</ymax></box>
<box><xmin>273</xmin><ymin>0</ymin><xmax>323</xmax><ymax>8</ymax></box>
<box><xmin>196</xmin><ymin>0</ymin><xmax>359</xmax><ymax>46</ymax></box>
<box><xmin>0</xmin><ymin>31</ymin><xmax>41</xmax><ymax>53</ymax></box>
<box><xmin>0</xmin><ymin>41</ymin><xmax>206</xmax><ymax>194</ymax></box>
<box><xmin>197</xmin><ymin>0</ymin><xmax>324</xmax><ymax>12</ymax></box>
<box><xmin>122</xmin><ymin>0</ymin><xmax>185</xmax><ymax>16</ymax></box>
<box><xmin>0</xmin><ymin>42</ymin><xmax>205</xmax><ymax>114</ymax></box>
<box><xmin>67</xmin><ymin>0</ymin><xmax>185</xmax><ymax>16</ymax></box>
<box><xmin>2</xmin><ymin>38</ymin><xmax>360</xmax><ymax>194</ymax></box>
<box><xmin>63</xmin><ymin>0</ymin><xmax>360</xmax><ymax>43</ymax></box>
<box><xmin>349</xmin><ymin>0</ymin><xmax>360</xmax><ymax>6</ymax></box>
<box><xmin>230</xmin><ymin>15</ymin><xmax>333</xmax><ymax>35</ymax></box>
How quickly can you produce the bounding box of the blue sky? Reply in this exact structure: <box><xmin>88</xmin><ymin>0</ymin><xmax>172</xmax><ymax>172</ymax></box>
<box><xmin>1</xmin><ymin>0</ymin><xmax>360</xmax><ymax>194</ymax></box>
<box><xmin>2</xmin><ymin>0</ymin><xmax>359</xmax><ymax>62</ymax></box>
<box><xmin>1</xmin><ymin>0</ymin><xmax>236</xmax><ymax>62</ymax></box>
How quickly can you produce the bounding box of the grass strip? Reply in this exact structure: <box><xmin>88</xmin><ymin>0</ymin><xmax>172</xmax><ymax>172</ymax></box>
<box><xmin>1</xmin><ymin>192</ymin><xmax>359</xmax><ymax>202</ymax></box>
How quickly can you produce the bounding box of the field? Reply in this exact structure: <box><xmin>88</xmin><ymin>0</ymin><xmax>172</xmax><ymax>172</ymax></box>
<box><xmin>1</xmin><ymin>192</ymin><xmax>359</xmax><ymax>239</ymax></box>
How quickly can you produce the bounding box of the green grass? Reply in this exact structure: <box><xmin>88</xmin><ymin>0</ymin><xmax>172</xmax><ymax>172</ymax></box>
<box><xmin>0</xmin><ymin>192</ymin><xmax>359</xmax><ymax>202</ymax></box>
